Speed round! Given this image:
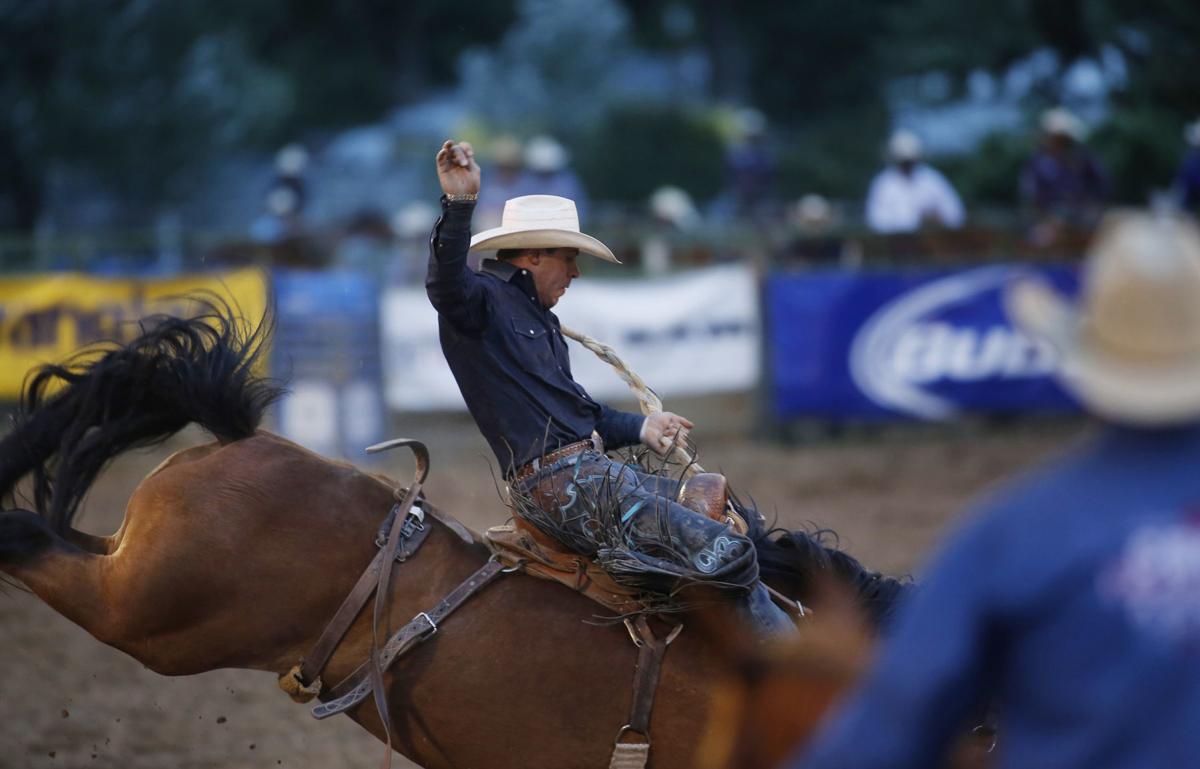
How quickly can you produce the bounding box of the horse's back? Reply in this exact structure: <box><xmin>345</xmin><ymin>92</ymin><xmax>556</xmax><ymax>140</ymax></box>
<box><xmin>132</xmin><ymin>431</ymin><xmax>389</xmax><ymax>526</ymax></box>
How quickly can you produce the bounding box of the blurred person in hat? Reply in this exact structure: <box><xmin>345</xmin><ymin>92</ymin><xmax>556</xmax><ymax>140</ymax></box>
<box><xmin>784</xmin><ymin>194</ymin><xmax>856</xmax><ymax>266</ymax></box>
<box><xmin>784</xmin><ymin>210</ymin><xmax>1200</xmax><ymax>769</ymax></box>
<box><xmin>865</xmin><ymin>129</ymin><xmax>965</xmax><ymax>235</ymax></box>
<box><xmin>642</xmin><ymin>185</ymin><xmax>701</xmax><ymax>275</ymax></box>
<box><xmin>250</xmin><ymin>143</ymin><xmax>310</xmax><ymax>245</ymax></box>
<box><xmin>272</xmin><ymin>143</ymin><xmax>310</xmax><ymax>216</ymax></box>
<box><xmin>427</xmin><ymin>139</ymin><xmax>793</xmax><ymax>636</ymax></box>
<box><xmin>1173</xmin><ymin>118</ymin><xmax>1200</xmax><ymax>214</ymax></box>
<box><xmin>724</xmin><ymin>107</ymin><xmax>778</xmax><ymax>220</ymax></box>
<box><xmin>1020</xmin><ymin>107</ymin><xmax>1109</xmax><ymax>246</ymax></box>
<box><xmin>520</xmin><ymin>134</ymin><xmax>590</xmax><ymax>221</ymax></box>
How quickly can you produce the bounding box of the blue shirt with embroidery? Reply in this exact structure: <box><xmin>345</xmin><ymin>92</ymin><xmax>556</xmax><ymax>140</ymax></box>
<box><xmin>787</xmin><ymin>424</ymin><xmax>1200</xmax><ymax>769</ymax></box>
<box><xmin>425</xmin><ymin>198</ymin><xmax>644</xmax><ymax>473</ymax></box>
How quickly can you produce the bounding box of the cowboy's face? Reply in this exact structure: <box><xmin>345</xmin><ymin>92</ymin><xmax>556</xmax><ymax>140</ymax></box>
<box><xmin>526</xmin><ymin>248</ymin><xmax>580</xmax><ymax>308</ymax></box>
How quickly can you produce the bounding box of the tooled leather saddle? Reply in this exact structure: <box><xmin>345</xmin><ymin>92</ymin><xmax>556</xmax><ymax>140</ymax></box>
<box><xmin>485</xmin><ymin>471</ymin><xmax>746</xmax><ymax>615</ymax></box>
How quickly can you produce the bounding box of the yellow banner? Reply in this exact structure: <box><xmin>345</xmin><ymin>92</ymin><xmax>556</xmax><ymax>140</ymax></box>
<box><xmin>0</xmin><ymin>268</ymin><xmax>269</xmax><ymax>399</ymax></box>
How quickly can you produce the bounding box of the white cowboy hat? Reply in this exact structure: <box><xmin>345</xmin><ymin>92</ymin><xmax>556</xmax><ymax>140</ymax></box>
<box><xmin>1040</xmin><ymin>107</ymin><xmax>1086</xmax><ymax>141</ymax></box>
<box><xmin>887</xmin><ymin>130</ymin><xmax>923</xmax><ymax>162</ymax></box>
<box><xmin>275</xmin><ymin>144</ymin><xmax>309</xmax><ymax>176</ymax></box>
<box><xmin>648</xmin><ymin>186</ymin><xmax>700</xmax><ymax>230</ymax></box>
<box><xmin>469</xmin><ymin>194</ymin><xmax>619</xmax><ymax>263</ymax></box>
<box><xmin>1185</xmin><ymin>118</ymin><xmax>1200</xmax><ymax>148</ymax></box>
<box><xmin>524</xmin><ymin>135</ymin><xmax>568</xmax><ymax>173</ymax></box>
<box><xmin>1007</xmin><ymin>210</ymin><xmax>1200</xmax><ymax>426</ymax></box>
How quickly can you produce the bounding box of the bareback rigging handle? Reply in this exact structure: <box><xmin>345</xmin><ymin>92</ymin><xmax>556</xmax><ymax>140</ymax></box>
<box><xmin>366</xmin><ymin>437</ymin><xmax>431</xmax><ymax>486</ymax></box>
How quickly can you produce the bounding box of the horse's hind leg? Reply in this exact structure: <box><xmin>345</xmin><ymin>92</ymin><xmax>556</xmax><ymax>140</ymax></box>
<box><xmin>0</xmin><ymin>509</ymin><xmax>122</xmax><ymax>643</ymax></box>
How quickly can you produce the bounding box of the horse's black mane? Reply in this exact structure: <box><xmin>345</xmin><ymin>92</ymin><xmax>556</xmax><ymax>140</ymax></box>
<box><xmin>737</xmin><ymin>493</ymin><xmax>911</xmax><ymax>628</ymax></box>
<box><xmin>0</xmin><ymin>297</ymin><xmax>285</xmax><ymax>534</ymax></box>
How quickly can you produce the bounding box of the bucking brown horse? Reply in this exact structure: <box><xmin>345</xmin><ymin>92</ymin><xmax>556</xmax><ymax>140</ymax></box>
<box><xmin>0</xmin><ymin>306</ymin><xmax>905</xmax><ymax>768</ymax></box>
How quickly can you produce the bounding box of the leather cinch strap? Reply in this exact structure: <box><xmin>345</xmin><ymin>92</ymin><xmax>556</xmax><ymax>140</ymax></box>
<box><xmin>312</xmin><ymin>558</ymin><xmax>509</xmax><ymax>720</ymax></box>
<box><xmin>609</xmin><ymin>616</ymin><xmax>682</xmax><ymax>769</ymax></box>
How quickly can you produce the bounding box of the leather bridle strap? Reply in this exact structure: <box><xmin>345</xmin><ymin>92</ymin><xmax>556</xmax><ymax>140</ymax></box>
<box><xmin>312</xmin><ymin>557</ymin><xmax>509</xmax><ymax>720</ymax></box>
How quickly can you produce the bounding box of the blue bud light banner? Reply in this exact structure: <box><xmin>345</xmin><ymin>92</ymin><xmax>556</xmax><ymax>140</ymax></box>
<box><xmin>766</xmin><ymin>265</ymin><xmax>1081</xmax><ymax>419</ymax></box>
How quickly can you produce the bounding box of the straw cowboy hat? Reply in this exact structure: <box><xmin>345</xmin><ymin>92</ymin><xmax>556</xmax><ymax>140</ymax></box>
<box><xmin>469</xmin><ymin>194</ymin><xmax>619</xmax><ymax>263</ymax></box>
<box><xmin>1007</xmin><ymin>210</ymin><xmax>1200</xmax><ymax>425</ymax></box>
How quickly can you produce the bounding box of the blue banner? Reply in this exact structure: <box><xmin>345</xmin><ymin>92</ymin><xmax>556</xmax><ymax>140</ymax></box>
<box><xmin>271</xmin><ymin>270</ymin><xmax>386</xmax><ymax>459</ymax></box>
<box><xmin>766</xmin><ymin>265</ymin><xmax>1081</xmax><ymax>419</ymax></box>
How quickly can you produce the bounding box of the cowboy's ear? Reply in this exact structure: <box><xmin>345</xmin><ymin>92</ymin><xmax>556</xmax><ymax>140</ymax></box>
<box><xmin>528</xmin><ymin>250</ymin><xmax>543</xmax><ymax>265</ymax></box>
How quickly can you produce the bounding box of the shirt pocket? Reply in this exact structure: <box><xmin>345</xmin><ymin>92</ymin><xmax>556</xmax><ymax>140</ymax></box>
<box><xmin>509</xmin><ymin>316</ymin><xmax>555</xmax><ymax>369</ymax></box>
<box><xmin>510</xmin><ymin>317</ymin><xmax>547</xmax><ymax>340</ymax></box>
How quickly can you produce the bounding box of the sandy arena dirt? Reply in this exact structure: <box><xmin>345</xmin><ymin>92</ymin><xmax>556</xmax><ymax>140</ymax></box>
<box><xmin>0</xmin><ymin>401</ymin><xmax>1089</xmax><ymax>769</ymax></box>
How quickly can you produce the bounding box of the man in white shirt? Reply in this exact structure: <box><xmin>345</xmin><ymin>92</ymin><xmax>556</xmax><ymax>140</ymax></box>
<box><xmin>865</xmin><ymin>130</ymin><xmax>965</xmax><ymax>234</ymax></box>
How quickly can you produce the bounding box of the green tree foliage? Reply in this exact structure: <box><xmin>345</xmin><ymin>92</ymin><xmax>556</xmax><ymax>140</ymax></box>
<box><xmin>459</xmin><ymin>0</ymin><xmax>632</xmax><ymax>137</ymax></box>
<box><xmin>0</xmin><ymin>0</ymin><xmax>516</xmax><ymax>232</ymax></box>
<box><xmin>576</xmin><ymin>104</ymin><xmax>725</xmax><ymax>203</ymax></box>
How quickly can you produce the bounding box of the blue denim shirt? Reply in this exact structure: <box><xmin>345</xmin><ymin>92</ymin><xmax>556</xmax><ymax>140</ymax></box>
<box><xmin>787</xmin><ymin>424</ymin><xmax>1200</xmax><ymax>769</ymax></box>
<box><xmin>425</xmin><ymin>198</ymin><xmax>644</xmax><ymax>473</ymax></box>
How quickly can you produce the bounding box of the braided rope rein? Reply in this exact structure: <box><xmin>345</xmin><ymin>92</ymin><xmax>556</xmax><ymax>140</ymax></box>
<box><xmin>559</xmin><ymin>324</ymin><xmax>704</xmax><ymax>477</ymax></box>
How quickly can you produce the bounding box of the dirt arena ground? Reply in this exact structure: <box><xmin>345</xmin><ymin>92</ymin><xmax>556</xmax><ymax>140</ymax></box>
<box><xmin>0</xmin><ymin>399</ymin><xmax>1090</xmax><ymax>769</ymax></box>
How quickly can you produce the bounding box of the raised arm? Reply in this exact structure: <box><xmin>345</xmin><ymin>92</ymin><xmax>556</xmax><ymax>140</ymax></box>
<box><xmin>426</xmin><ymin>140</ymin><xmax>488</xmax><ymax>334</ymax></box>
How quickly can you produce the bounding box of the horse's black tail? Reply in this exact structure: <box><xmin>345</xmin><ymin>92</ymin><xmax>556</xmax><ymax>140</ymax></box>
<box><xmin>738</xmin><ymin>495</ymin><xmax>912</xmax><ymax>628</ymax></box>
<box><xmin>0</xmin><ymin>298</ymin><xmax>285</xmax><ymax>535</ymax></box>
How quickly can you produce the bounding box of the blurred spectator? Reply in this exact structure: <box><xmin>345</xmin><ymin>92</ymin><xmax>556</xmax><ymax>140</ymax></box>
<box><xmin>520</xmin><ymin>135</ymin><xmax>589</xmax><ymax>220</ymax></box>
<box><xmin>1175</xmin><ymin>118</ymin><xmax>1200</xmax><ymax>214</ymax></box>
<box><xmin>475</xmin><ymin>135</ymin><xmax>527</xmax><ymax>231</ymax></box>
<box><xmin>865</xmin><ymin>130</ymin><xmax>964</xmax><ymax>234</ymax></box>
<box><xmin>387</xmin><ymin>201</ymin><xmax>438</xmax><ymax>285</ymax></box>
<box><xmin>249</xmin><ymin>186</ymin><xmax>303</xmax><ymax>245</ymax></box>
<box><xmin>783</xmin><ymin>194</ymin><xmax>859</xmax><ymax>266</ymax></box>
<box><xmin>250</xmin><ymin>144</ymin><xmax>309</xmax><ymax>245</ymax></box>
<box><xmin>787</xmin><ymin>210</ymin><xmax>1200</xmax><ymax>769</ymax></box>
<box><xmin>724</xmin><ymin>108</ymin><xmax>777</xmax><ymax>219</ymax></box>
<box><xmin>641</xmin><ymin>185</ymin><xmax>701</xmax><ymax>275</ymax></box>
<box><xmin>1020</xmin><ymin>107</ymin><xmax>1108</xmax><ymax>245</ymax></box>
<box><xmin>273</xmin><ymin>144</ymin><xmax>309</xmax><ymax>211</ymax></box>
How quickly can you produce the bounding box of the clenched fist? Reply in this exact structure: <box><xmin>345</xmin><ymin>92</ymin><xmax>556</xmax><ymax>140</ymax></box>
<box><xmin>435</xmin><ymin>139</ymin><xmax>481</xmax><ymax>197</ymax></box>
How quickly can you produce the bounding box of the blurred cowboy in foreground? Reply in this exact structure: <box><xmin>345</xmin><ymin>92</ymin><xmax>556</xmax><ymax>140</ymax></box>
<box><xmin>784</xmin><ymin>211</ymin><xmax>1200</xmax><ymax>769</ymax></box>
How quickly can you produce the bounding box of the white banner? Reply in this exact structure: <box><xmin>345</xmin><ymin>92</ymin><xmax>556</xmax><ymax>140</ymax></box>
<box><xmin>381</xmin><ymin>264</ymin><xmax>760</xmax><ymax>411</ymax></box>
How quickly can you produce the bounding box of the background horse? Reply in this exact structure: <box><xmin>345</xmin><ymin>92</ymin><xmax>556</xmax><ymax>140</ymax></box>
<box><xmin>0</xmin><ymin>306</ymin><xmax>904</xmax><ymax>768</ymax></box>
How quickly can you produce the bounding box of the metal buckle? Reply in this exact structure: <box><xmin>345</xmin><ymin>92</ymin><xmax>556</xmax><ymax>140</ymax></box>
<box><xmin>416</xmin><ymin>611</ymin><xmax>438</xmax><ymax>635</ymax></box>
<box><xmin>376</xmin><ymin>505</ymin><xmax>426</xmax><ymax>549</ymax></box>
<box><xmin>614</xmin><ymin>724</ymin><xmax>650</xmax><ymax>746</ymax></box>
